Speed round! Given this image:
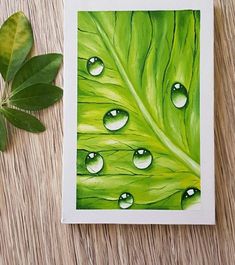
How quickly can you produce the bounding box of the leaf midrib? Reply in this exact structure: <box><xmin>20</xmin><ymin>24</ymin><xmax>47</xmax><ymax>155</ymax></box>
<box><xmin>5</xmin><ymin>14</ymin><xmax>20</xmax><ymax>80</ymax></box>
<box><xmin>89</xmin><ymin>13</ymin><xmax>200</xmax><ymax>177</ymax></box>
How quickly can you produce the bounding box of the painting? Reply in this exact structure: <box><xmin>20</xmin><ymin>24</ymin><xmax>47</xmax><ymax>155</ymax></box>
<box><xmin>76</xmin><ymin>10</ymin><xmax>201</xmax><ymax>210</ymax></box>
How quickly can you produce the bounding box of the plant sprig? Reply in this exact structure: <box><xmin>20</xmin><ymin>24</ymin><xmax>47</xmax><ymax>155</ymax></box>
<box><xmin>0</xmin><ymin>12</ymin><xmax>63</xmax><ymax>151</ymax></box>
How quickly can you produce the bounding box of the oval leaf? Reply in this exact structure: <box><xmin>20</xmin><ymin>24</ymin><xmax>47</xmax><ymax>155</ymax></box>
<box><xmin>0</xmin><ymin>12</ymin><xmax>33</xmax><ymax>81</ymax></box>
<box><xmin>9</xmin><ymin>84</ymin><xmax>63</xmax><ymax>110</ymax></box>
<box><xmin>12</xmin><ymin>53</ymin><xmax>63</xmax><ymax>92</ymax></box>
<box><xmin>0</xmin><ymin>113</ymin><xmax>7</xmax><ymax>151</ymax></box>
<box><xmin>0</xmin><ymin>107</ymin><xmax>45</xmax><ymax>133</ymax></box>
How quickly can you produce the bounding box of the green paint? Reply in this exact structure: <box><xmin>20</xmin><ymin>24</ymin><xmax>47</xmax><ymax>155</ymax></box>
<box><xmin>77</xmin><ymin>11</ymin><xmax>201</xmax><ymax>210</ymax></box>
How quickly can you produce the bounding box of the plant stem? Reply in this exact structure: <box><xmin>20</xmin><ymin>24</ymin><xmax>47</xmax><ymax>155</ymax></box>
<box><xmin>0</xmin><ymin>82</ymin><xmax>9</xmax><ymax>107</ymax></box>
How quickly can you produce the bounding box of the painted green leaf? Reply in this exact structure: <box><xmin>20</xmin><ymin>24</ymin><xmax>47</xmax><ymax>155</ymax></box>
<box><xmin>12</xmin><ymin>54</ymin><xmax>63</xmax><ymax>92</ymax></box>
<box><xmin>0</xmin><ymin>107</ymin><xmax>45</xmax><ymax>133</ymax></box>
<box><xmin>0</xmin><ymin>113</ymin><xmax>7</xmax><ymax>151</ymax></box>
<box><xmin>9</xmin><ymin>84</ymin><xmax>63</xmax><ymax>110</ymax></box>
<box><xmin>0</xmin><ymin>12</ymin><xmax>33</xmax><ymax>81</ymax></box>
<box><xmin>77</xmin><ymin>11</ymin><xmax>200</xmax><ymax>210</ymax></box>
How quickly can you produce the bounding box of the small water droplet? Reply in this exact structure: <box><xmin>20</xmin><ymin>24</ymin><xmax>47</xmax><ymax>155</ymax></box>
<box><xmin>85</xmin><ymin>152</ymin><xmax>104</xmax><ymax>174</ymax></box>
<box><xmin>87</xmin><ymin>57</ymin><xmax>104</xmax><ymax>76</ymax></box>
<box><xmin>182</xmin><ymin>188</ymin><xmax>201</xmax><ymax>210</ymax></box>
<box><xmin>103</xmin><ymin>109</ymin><xmax>129</xmax><ymax>131</ymax></box>
<box><xmin>171</xmin><ymin>82</ymin><xmax>188</xmax><ymax>109</ymax></box>
<box><xmin>133</xmin><ymin>148</ymin><xmax>153</xmax><ymax>169</ymax></box>
<box><xmin>118</xmin><ymin>192</ymin><xmax>134</xmax><ymax>209</ymax></box>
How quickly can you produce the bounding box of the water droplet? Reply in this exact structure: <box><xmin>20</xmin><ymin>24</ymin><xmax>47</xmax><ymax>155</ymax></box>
<box><xmin>85</xmin><ymin>152</ymin><xmax>104</xmax><ymax>174</ymax></box>
<box><xmin>171</xmin><ymin>82</ymin><xmax>188</xmax><ymax>109</ymax></box>
<box><xmin>118</xmin><ymin>192</ymin><xmax>134</xmax><ymax>209</ymax></box>
<box><xmin>133</xmin><ymin>148</ymin><xmax>153</xmax><ymax>169</ymax></box>
<box><xmin>103</xmin><ymin>109</ymin><xmax>129</xmax><ymax>131</ymax></box>
<box><xmin>87</xmin><ymin>57</ymin><xmax>104</xmax><ymax>76</ymax></box>
<box><xmin>181</xmin><ymin>188</ymin><xmax>201</xmax><ymax>210</ymax></box>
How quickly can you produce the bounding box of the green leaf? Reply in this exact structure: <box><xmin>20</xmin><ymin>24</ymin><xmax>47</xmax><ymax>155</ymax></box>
<box><xmin>77</xmin><ymin>11</ymin><xmax>201</xmax><ymax>210</ymax></box>
<box><xmin>77</xmin><ymin>173</ymin><xmax>199</xmax><ymax>210</ymax></box>
<box><xmin>0</xmin><ymin>107</ymin><xmax>45</xmax><ymax>133</ymax></box>
<box><xmin>9</xmin><ymin>84</ymin><xmax>63</xmax><ymax>110</ymax></box>
<box><xmin>0</xmin><ymin>12</ymin><xmax>33</xmax><ymax>81</ymax></box>
<box><xmin>0</xmin><ymin>114</ymin><xmax>7</xmax><ymax>151</ymax></box>
<box><xmin>12</xmin><ymin>54</ymin><xmax>63</xmax><ymax>92</ymax></box>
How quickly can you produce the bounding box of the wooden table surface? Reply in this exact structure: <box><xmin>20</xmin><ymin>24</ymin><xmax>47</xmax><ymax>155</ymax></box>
<box><xmin>0</xmin><ymin>0</ymin><xmax>234</xmax><ymax>264</ymax></box>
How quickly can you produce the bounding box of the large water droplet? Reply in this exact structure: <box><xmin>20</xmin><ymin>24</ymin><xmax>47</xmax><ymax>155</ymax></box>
<box><xmin>133</xmin><ymin>148</ymin><xmax>153</xmax><ymax>169</ymax></box>
<box><xmin>118</xmin><ymin>192</ymin><xmax>134</xmax><ymax>209</ymax></box>
<box><xmin>85</xmin><ymin>152</ymin><xmax>104</xmax><ymax>174</ymax></box>
<box><xmin>103</xmin><ymin>109</ymin><xmax>129</xmax><ymax>131</ymax></box>
<box><xmin>181</xmin><ymin>188</ymin><xmax>201</xmax><ymax>210</ymax></box>
<box><xmin>171</xmin><ymin>83</ymin><xmax>188</xmax><ymax>109</ymax></box>
<box><xmin>87</xmin><ymin>57</ymin><xmax>104</xmax><ymax>76</ymax></box>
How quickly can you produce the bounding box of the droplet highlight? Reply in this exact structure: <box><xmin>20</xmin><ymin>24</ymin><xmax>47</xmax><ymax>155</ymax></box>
<box><xmin>103</xmin><ymin>109</ymin><xmax>129</xmax><ymax>131</ymax></box>
<box><xmin>118</xmin><ymin>192</ymin><xmax>134</xmax><ymax>209</ymax></box>
<box><xmin>171</xmin><ymin>82</ymin><xmax>188</xmax><ymax>109</ymax></box>
<box><xmin>133</xmin><ymin>148</ymin><xmax>153</xmax><ymax>169</ymax></box>
<box><xmin>181</xmin><ymin>188</ymin><xmax>201</xmax><ymax>210</ymax></box>
<box><xmin>85</xmin><ymin>152</ymin><xmax>104</xmax><ymax>174</ymax></box>
<box><xmin>87</xmin><ymin>57</ymin><xmax>104</xmax><ymax>76</ymax></box>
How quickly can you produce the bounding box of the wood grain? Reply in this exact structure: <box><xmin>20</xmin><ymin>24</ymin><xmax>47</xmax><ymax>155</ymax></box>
<box><xmin>0</xmin><ymin>0</ymin><xmax>234</xmax><ymax>264</ymax></box>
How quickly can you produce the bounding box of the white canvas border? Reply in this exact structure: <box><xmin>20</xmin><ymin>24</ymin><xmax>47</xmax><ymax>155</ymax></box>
<box><xmin>62</xmin><ymin>0</ymin><xmax>214</xmax><ymax>224</ymax></box>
